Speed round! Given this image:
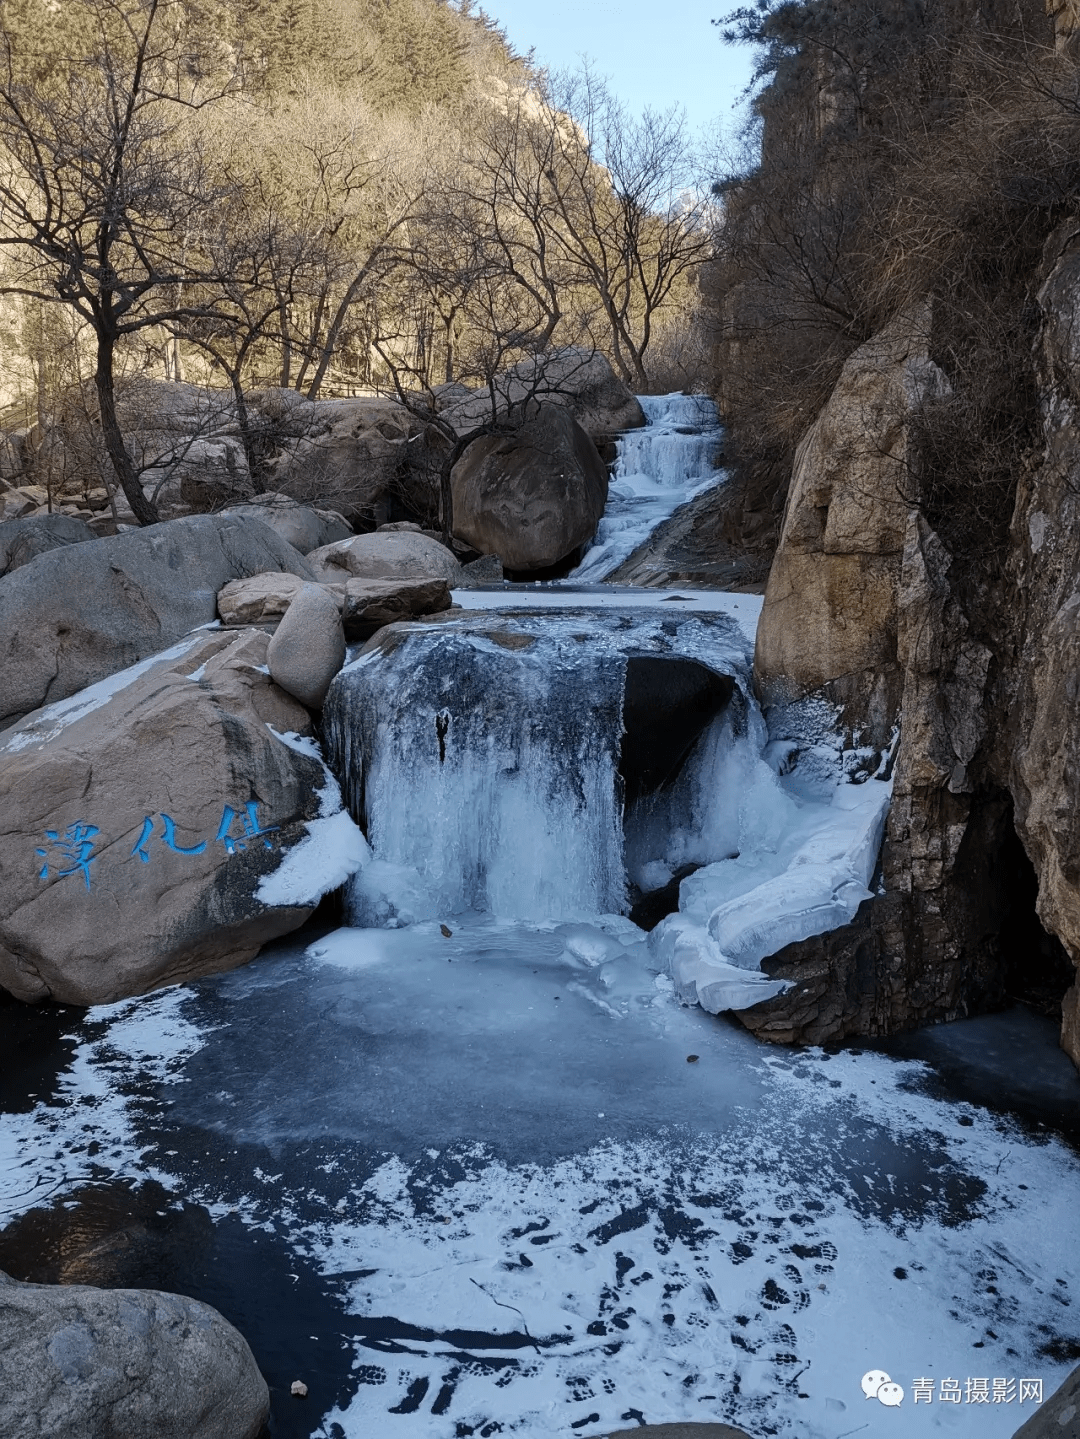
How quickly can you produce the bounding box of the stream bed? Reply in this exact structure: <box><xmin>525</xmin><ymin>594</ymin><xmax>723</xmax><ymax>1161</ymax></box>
<box><xmin>2</xmin><ymin>396</ymin><xmax>1079</xmax><ymax>1439</ymax></box>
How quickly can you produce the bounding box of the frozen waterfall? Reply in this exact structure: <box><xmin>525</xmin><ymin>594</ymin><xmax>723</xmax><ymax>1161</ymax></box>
<box><xmin>323</xmin><ymin>608</ymin><xmax>753</xmax><ymax>925</ymax></box>
<box><xmin>569</xmin><ymin>393</ymin><xmax>727</xmax><ymax>582</ymax></box>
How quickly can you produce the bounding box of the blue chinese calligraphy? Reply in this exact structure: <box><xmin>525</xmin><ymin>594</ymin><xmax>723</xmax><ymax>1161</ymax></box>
<box><xmin>36</xmin><ymin>824</ymin><xmax>101</xmax><ymax>892</ymax></box>
<box><xmin>35</xmin><ymin>803</ymin><xmax>280</xmax><ymax>887</ymax></box>
<box><xmin>216</xmin><ymin>802</ymin><xmax>279</xmax><ymax>854</ymax></box>
<box><xmin>130</xmin><ymin>814</ymin><xmax>208</xmax><ymax>863</ymax></box>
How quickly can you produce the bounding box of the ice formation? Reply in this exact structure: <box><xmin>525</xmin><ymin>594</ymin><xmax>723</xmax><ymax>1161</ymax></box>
<box><xmin>323</xmin><ymin>600</ymin><xmax>891</xmax><ymax>1014</ymax></box>
<box><xmin>569</xmin><ymin>393</ymin><xmax>727</xmax><ymax>581</ymax></box>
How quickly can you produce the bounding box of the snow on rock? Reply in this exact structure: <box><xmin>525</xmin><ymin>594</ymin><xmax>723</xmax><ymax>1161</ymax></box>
<box><xmin>256</xmin><ymin>728</ymin><xmax>368</xmax><ymax>908</ymax></box>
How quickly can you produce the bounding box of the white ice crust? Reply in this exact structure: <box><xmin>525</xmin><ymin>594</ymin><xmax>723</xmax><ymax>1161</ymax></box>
<box><xmin>651</xmin><ymin>777</ymin><xmax>891</xmax><ymax>1014</ymax></box>
<box><xmin>256</xmin><ymin>728</ymin><xmax>369</xmax><ymax>907</ymax></box>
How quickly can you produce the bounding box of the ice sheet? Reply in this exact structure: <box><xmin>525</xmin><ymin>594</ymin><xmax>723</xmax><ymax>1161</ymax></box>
<box><xmin>3</xmin><ymin>920</ymin><xmax>1077</xmax><ymax>1439</ymax></box>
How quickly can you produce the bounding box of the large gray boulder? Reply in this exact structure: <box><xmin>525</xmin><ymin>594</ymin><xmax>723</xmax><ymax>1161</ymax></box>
<box><xmin>260</xmin><ymin>395</ymin><xmax>418</xmax><ymax>526</ymax></box>
<box><xmin>267</xmin><ymin>584</ymin><xmax>346</xmax><ymax>709</ymax></box>
<box><xmin>0</xmin><ymin>513</ymin><xmax>314</xmax><ymax>731</ymax></box>
<box><xmin>0</xmin><ymin>514</ymin><xmax>96</xmax><ymax>577</ymax></box>
<box><xmin>0</xmin><ymin>1269</ymin><xmax>269</xmax><ymax>1439</ymax></box>
<box><xmin>224</xmin><ymin>492</ymin><xmax>352</xmax><ymax>553</ymax></box>
<box><xmin>450</xmin><ymin>403</ymin><xmax>608</xmax><ymax>572</ymax></box>
<box><xmin>307</xmin><ymin>530</ymin><xmax>464</xmax><ymax>585</ymax></box>
<box><xmin>0</xmin><ymin>626</ymin><xmax>364</xmax><ymax>1004</ymax></box>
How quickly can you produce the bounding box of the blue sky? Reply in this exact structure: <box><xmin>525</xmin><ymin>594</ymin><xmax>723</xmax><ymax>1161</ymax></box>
<box><xmin>477</xmin><ymin>0</ymin><xmax>759</xmax><ymax>139</ymax></box>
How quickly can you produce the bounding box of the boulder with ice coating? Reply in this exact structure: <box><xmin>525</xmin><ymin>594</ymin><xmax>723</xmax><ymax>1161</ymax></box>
<box><xmin>324</xmin><ymin>606</ymin><xmax>752</xmax><ymax>924</ymax></box>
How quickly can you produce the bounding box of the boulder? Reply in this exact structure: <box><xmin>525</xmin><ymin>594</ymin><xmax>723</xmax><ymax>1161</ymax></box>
<box><xmin>262</xmin><ymin>396</ymin><xmax>418</xmax><ymax>526</ymax></box>
<box><xmin>0</xmin><ymin>514</ymin><xmax>96</xmax><ymax>577</ymax></box>
<box><xmin>218</xmin><ymin>572</ymin><xmax>452</xmax><ymax>637</ymax></box>
<box><xmin>441</xmin><ymin>347</ymin><xmax>646</xmax><ymax>440</ymax></box>
<box><xmin>341</xmin><ymin>576</ymin><xmax>452</xmax><ymax>640</ymax></box>
<box><xmin>450</xmin><ymin>403</ymin><xmax>608</xmax><ymax>572</ymax></box>
<box><xmin>177</xmin><ymin>438</ymin><xmax>254</xmax><ymax>512</ymax></box>
<box><xmin>223</xmin><ymin>493</ymin><xmax>352</xmax><ymax>553</ymax></box>
<box><xmin>218</xmin><ymin>571</ymin><xmax>322</xmax><ymax>625</ymax></box>
<box><xmin>0</xmin><ymin>513</ymin><xmax>314</xmax><ymax>731</ymax></box>
<box><xmin>0</xmin><ymin>1269</ymin><xmax>268</xmax><ymax>1439</ymax></box>
<box><xmin>1011</xmin><ymin>1362</ymin><xmax>1080</xmax><ymax>1437</ymax></box>
<box><xmin>0</xmin><ymin>627</ymin><xmax>364</xmax><ymax>1004</ymax></box>
<box><xmin>754</xmin><ymin>306</ymin><xmax>948</xmax><ymax>747</ymax></box>
<box><xmin>267</xmin><ymin>584</ymin><xmax>346</xmax><ymax>708</ymax></box>
<box><xmin>307</xmin><ymin>530</ymin><xmax>464</xmax><ymax>585</ymax></box>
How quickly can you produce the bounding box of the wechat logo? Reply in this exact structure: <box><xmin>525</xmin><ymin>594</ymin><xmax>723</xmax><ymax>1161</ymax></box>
<box><xmin>862</xmin><ymin>1370</ymin><xmax>905</xmax><ymax>1407</ymax></box>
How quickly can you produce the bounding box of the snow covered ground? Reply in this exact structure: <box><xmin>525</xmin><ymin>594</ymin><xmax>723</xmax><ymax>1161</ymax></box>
<box><xmin>568</xmin><ymin>394</ymin><xmax>728</xmax><ymax>582</ymax></box>
<box><xmin>2</xmin><ymin>921</ymin><xmax>1077</xmax><ymax>1438</ymax></box>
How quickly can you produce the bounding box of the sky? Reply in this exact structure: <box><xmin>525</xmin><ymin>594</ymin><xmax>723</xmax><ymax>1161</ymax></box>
<box><xmin>477</xmin><ymin>0</ymin><xmax>760</xmax><ymax>140</ymax></box>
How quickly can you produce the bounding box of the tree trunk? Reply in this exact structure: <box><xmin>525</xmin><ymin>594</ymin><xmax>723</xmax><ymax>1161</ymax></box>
<box><xmin>278</xmin><ymin>298</ymin><xmax>292</xmax><ymax>389</ymax></box>
<box><xmin>95</xmin><ymin>333</ymin><xmax>159</xmax><ymax>526</ymax></box>
<box><xmin>230</xmin><ymin>371</ymin><xmax>264</xmax><ymax>494</ymax></box>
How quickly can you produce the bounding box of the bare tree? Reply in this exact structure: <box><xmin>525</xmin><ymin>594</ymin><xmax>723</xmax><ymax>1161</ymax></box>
<box><xmin>531</xmin><ymin>70</ymin><xmax>715</xmax><ymax>389</ymax></box>
<box><xmin>0</xmin><ymin>0</ymin><xmax>233</xmax><ymax>524</ymax></box>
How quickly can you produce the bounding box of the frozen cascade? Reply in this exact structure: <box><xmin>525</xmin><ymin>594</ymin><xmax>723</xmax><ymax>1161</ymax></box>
<box><xmin>569</xmin><ymin>392</ymin><xmax>726</xmax><ymax>582</ymax></box>
<box><xmin>323</xmin><ymin>607</ymin><xmax>751</xmax><ymax>925</ymax></box>
<box><xmin>322</xmin><ymin>602</ymin><xmax>892</xmax><ymax>1013</ymax></box>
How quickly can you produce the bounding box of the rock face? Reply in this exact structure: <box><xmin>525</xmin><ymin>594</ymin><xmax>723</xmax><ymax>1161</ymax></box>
<box><xmin>223</xmin><ymin>493</ymin><xmax>352</xmax><ymax>553</ymax></box>
<box><xmin>1007</xmin><ymin>218</ymin><xmax>1080</xmax><ymax>1066</ymax></box>
<box><xmin>441</xmin><ymin>348</ymin><xmax>646</xmax><ymax>442</ymax></box>
<box><xmin>0</xmin><ymin>514</ymin><xmax>96</xmax><ymax>577</ymax></box>
<box><xmin>307</xmin><ymin>530</ymin><xmax>464</xmax><ymax>585</ymax></box>
<box><xmin>0</xmin><ymin>628</ymin><xmax>356</xmax><ymax>1005</ymax></box>
<box><xmin>266</xmin><ymin>584</ymin><xmax>346</xmax><ymax>708</ymax></box>
<box><xmin>745</xmin><ymin>235</ymin><xmax>1080</xmax><ymax>1064</ymax></box>
<box><xmin>755</xmin><ymin>307</ymin><xmax>949</xmax><ymax>744</ymax></box>
<box><xmin>0</xmin><ymin>1269</ymin><xmax>269</xmax><ymax>1439</ymax></box>
<box><xmin>0</xmin><ymin>513</ymin><xmax>314</xmax><ymax>731</ymax></box>
<box><xmin>1011</xmin><ymin>1361</ymin><xmax>1080</xmax><ymax>1437</ymax></box>
<box><xmin>450</xmin><ymin>404</ymin><xmax>609</xmax><ymax>572</ymax></box>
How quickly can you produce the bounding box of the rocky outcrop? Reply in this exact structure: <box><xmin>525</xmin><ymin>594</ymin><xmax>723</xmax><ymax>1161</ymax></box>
<box><xmin>1011</xmin><ymin>1360</ymin><xmax>1080</xmax><ymax>1437</ymax></box>
<box><xmin>307</xmin><ymin>530</ymin><xmax>464</xmax><ymax>585</ymax></box>
<box><xmin>441</xmin><ymin>348</ymin><xmax>645</xmax><ymax>442</ymax></box>
<box><xmin>742</xmin><ymin>231</ymin><xmax>1080</xmax><ymax>1064</ymax></box>
<box><xmin>0</xmin><ymin>1269</ymin><xmax>268</xmax><ymax>1439</ymax></box>
<box><xmin>450</xmin><ymin>404</ymin><xmax>608</xmax><ymax>572</ymax></box>
<box><xmin>0</xmin><ymin>513</ymin><xmax>314</xmax><ymax>731</ymax></box>
<box><xmin>266</xmin><ymin>584</ymin><xmax>346</xmax><ymax>709</ymax></box>
<box><xmin>0</xmin><ymin>514</ymin><xmax>96</xmax><ymax>577</ymax></box>
<box><xmin>1006</xmin><ymin>219</ymin><xmax>1080</xmax><ymax>1065</ymax></box>
<box><xmin>755</xmin><ymin>308</ymin><xmax>948</xmax><ymax>746</ymax></box>
<box><xmin>223</xmin><ymin>493</ymin><xmax>351</xmax><ymax>553</ymax></box>
<box><xmin>0</xmin><ymin>627</ymin><xmax>364</xmax><ymax>1005</ymax></box>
